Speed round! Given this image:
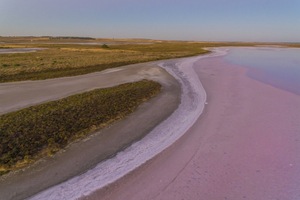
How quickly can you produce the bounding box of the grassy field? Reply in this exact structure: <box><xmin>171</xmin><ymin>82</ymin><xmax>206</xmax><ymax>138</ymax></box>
<box><xmin>0</xmin><ymin>80</ymin><xmax>161</xmax><ymax>175</ymax></box>
<box><xmin>286</xmin><ymin>43</ymin><xmax>300</xmax><ymax>48</ymax></box>
<box><xmin>0</xmin><ymin>38</ymin><xmax>212</xmax><ymax>82</ymax></box>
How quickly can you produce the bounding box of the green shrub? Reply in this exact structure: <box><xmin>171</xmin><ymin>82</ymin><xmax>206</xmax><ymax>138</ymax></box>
<box><xmin>0</xmin><ymin>80</ymin><xmax>161</xmax><ymax>172</ymax></box>
<box><xmin>101</xmin><ymin>44</ymin><xmax>109</xmax><ymax>48</ymax></box>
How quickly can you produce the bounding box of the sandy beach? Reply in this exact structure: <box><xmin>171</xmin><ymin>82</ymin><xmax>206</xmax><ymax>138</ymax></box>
<box><xmin>84</xmin><ymin>53</ymin><xmax>300</xmax><ymax>200</ymax></box>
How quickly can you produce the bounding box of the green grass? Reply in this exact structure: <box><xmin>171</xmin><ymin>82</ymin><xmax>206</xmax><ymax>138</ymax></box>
<box><xmin>0</xmin><ymin>80</ymin><xmax>161</xmax><ymax>174</ymax></box>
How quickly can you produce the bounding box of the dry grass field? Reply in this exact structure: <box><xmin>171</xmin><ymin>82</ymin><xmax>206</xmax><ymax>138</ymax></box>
<box><xmin>0</xmin><ymin>36</ymin><xmax>265</xmax><ymax>82</ymax></box>
<box><xmin>0</xmin><ymin>40</ymin><xmax>211</xmax><ymax>82</ymax></box>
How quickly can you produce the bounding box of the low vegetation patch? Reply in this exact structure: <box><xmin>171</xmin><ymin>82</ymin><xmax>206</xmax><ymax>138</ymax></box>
<box><xmin>0</xmin><ymin>80</ymin><xmax>161</xmax><ymax>174</ymax></box>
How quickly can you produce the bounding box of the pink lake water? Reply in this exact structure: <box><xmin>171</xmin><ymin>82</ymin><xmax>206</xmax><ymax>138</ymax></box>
<box><xmin>224</xmin><ymin>47</ymin><xmax>300</xmax><ymax>95</ymax></box>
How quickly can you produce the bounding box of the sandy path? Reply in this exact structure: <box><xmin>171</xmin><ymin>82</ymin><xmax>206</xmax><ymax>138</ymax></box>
<box><xmin>85</xmin><ymin>54</ymin><xmax>300</xmax><ymax>199</ymax></box>
<box><xmin>0</xmin><ymin>63</ymin><xmax>170</xmax><ymax>114</ymax></box>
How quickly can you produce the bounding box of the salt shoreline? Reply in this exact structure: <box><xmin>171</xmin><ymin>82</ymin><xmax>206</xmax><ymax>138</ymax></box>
<box><xmin>27</xmin><ymin>50</ymin><xmax>225</xmax><ymax>200</ymax></box>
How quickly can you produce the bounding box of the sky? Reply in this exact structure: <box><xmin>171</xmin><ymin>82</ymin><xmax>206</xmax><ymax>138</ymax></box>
<box><xmin>0</xmin><ymin>0</ymin><xmax>300</xmax><ymax>42</ymax></box>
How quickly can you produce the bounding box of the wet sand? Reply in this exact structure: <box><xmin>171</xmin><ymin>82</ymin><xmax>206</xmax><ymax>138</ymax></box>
<box><xmin>85</xmin><ymin>55</ymin><xmax>300</xmax><ymax>199</ymax></box>
<box><xmin>0</xmin><ymin>63</ymin><xmax>181</xmax><ymax>200</ymax></box>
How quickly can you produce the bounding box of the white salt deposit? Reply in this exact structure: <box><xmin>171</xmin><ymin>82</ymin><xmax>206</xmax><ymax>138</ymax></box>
<box><xmin>29</xmin><ymin>49</ymin><xmax>227</xmax><ymax>200</ymax></box>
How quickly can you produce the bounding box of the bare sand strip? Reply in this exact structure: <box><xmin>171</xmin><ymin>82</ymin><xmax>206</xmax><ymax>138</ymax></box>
<box><xmin>0</xmin><ymin>48</ymin><xmax>45</xmax><ymax>54</ymax></box>
<box><xmin>83</xmin><ymin>50</ymin><xmax>300</xmax><ymax>200</ymax></box>
<box><xmin>0</xmin><ymin>63</ymin><xmax>174</xmax><ymax>115</ymax></box>
<box><xmin>0</xmin><ymin>63</ymin><xmax>181</xmax><ymax>200</ymax></box>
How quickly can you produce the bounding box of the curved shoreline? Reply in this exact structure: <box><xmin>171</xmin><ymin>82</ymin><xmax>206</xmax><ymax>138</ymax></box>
<box><xmin>27</xmin><ymin>50</ymin><xmax>226</xmax><ymax>200</ymax></box>
<box><xmin>0</xmin><ymin>50</ymin><xmax>222</xmax><ymax>200</ymax></box>
<box><xmin>87</xmin><ymin>47</ymin><xmax>300</xmax><ymax>200</ymax></box>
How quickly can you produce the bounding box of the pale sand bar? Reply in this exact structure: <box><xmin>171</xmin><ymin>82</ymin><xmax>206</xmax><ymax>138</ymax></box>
<box><xmin>85</xmin><ymin>52</ymin><xmax>300</xmax><ymax>200</ymax></box>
